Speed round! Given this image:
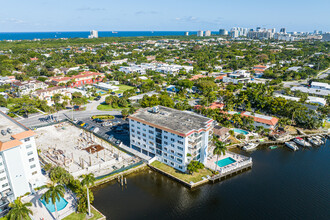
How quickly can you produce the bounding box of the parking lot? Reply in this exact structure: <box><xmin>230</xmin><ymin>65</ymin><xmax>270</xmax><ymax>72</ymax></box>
<box><xmin>76</xmin><ymin>115</ymin><xmax>130</xmax><ymax>147</ymax></box>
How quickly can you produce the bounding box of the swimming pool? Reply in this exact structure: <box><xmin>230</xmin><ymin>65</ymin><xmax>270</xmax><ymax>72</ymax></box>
<box><xmin>97</xmin><ymin>91</ymin><xmax>106</xmax><ymax>94</ymax></box>
<box><xmin>40</xmin><ymin>196</ymin><xmax>68</xmax><ymax>212</ymax></box>
<box><xmin>215</xmin><ymin>157</ymin><xmax>236</xmax><ymax>167</ymax></box>
<box><xmin>233</xmin><ymin>128</ymin><xmax>249</xmax><ymax>135</ymax></box>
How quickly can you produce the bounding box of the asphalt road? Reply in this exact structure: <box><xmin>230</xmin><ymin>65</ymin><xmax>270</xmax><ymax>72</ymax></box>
<box><xmin>17</xmin><ymin>98</ymin><xmax>121</xmax><ymax>128</ymax></box>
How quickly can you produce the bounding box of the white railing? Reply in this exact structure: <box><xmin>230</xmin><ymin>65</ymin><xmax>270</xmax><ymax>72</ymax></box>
<box><xmin>218</xmin><ymin>158</ymin><xmax>252</xmax><ymax>175</ymax></box>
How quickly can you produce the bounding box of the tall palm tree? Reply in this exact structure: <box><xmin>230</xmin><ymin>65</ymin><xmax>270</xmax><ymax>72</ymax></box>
<box><xmin>213</xmin><ymin>139</ymin><xmax>227</xmax><ymax>171</ymax></box>
<box><xmin>7</xmin><ymin>197</ymin><xmax>33</xmax><ymax>220</ymax></box>
<box><xmin>81</xmin><ymin>173</ymin><xmax>96</xmax><ymax>217</ymax></box>
<box><xmin>41</xmin><ymin>183</ymin><xmax>65</xmax><ymax>220</ymax></box>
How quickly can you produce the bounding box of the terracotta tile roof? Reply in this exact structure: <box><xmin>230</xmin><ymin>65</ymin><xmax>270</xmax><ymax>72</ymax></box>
<box><xmin>0</xmin><ymin>139</ymin><xmax>23</xmax><ymax>151</ymax></box>
<box><xmin>241</xmin><ymin>112</ymin><xmax>278</xmax><ymax>126</ymax></box>
<box><xmin>189</xmin><ymin>74</ymin><xmax>207</xmax><ymax>81</ymax></box>
<box><xmin>11</xmin><ymin>130</ymin><xmax>35</xmax><ymax>140</ymax></box>
<box><xmin>253</xmin><ymin>65</ymin><xmax>267</xmax><ymax>68</ymax></box>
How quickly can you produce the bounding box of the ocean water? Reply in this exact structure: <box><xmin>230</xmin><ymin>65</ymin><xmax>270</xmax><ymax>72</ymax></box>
<box><xmin>0</xmin><ymin>31</ymin><xmax>219</xmax><ymax>41</ymax></box>
<box><xmin>93</xmin><ymin>141</ymin><xmax>330</xmax><ymax>220</ymax></box>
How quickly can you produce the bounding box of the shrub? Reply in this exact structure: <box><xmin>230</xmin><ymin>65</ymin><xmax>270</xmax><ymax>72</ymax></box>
<box><xmin>91</xmin><ymin>115</ymin><xmax>115</xmax><ymax>120</ymax></box>
<box><xmin>236</xmin><ymin>134</ymin><xmax>246</xmax><ymax>139</ymax></box>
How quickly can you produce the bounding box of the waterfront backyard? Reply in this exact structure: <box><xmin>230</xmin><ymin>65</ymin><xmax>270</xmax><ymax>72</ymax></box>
<box><xmin>150</xmin><ymin>161</ymin><xmax>213</xmax><ymax>184</ymax></box>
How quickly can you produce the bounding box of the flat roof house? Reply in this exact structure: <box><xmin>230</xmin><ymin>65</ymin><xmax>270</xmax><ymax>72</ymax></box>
<box><xmin>0</xmin><ymin>111</ymin><xmax>45</xmax><ymax>216</ymax></box>
<box><xmin>128</xmin><ymin>106</ymin><xmax>213</xmax><ymax>172</ymax></box>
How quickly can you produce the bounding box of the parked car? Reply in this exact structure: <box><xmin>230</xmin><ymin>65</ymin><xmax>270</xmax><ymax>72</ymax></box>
<box><xmin>83</xmin><ymin>123</ymin><xmax>89</xmax><ymax>128</ymax></box>
<box><xmin>93</xmin><ymin>118</ymin><xmax>104</xmax><ymax>123</ymax></box>
<box><xmin>115</xmin><ymin>140</ymin><xmax>121</xmax><ymax>145</ymax></box>
<box><xmin>94</xmin><ymin>96</ymin><xmax>101</xmax><ymax>101</ymax></box>
<box><xmin>89</xmin><ymin>126</ymin><xmax>95</xmax><ymax>131</ymax></box>
<box><xmin>108</xmin><ymin>135</ymin><xmax>114</xmax><ymax>141</ymax></box>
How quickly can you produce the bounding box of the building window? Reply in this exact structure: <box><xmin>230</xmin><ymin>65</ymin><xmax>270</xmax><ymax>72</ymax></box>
<box><xmin>177</xmin><ymin>146</ymin><xmax>184</xmax><ymax>151</ymax></box>
<box><xmin>177</xmin><ymin>158</ymin><xmax>182</xmax><ymax>163</ymax></box>
<box><xmin>137</xmin><ymin>131</ymin><xmax>141</xmax><ymax>135</ymax></box>
<box><xmin>177</xmin><ymin>153</ymin><xmax>183</xmax><ymax>157</ymax></box>
<box><xmin>170</xmin><ymin>150</ymin><xmax>174</xmax><ymax>153</ymax></box>
<box><xmin>2</xmin><ymin>183</ymin><xmax>8</xmax><ymax>188</ymax></box>
<box><xmin>171</xmin><ymin>144</ymin><xmax>174</xmax><ymax>147</ymax></box>
<box><xmin>164</xmin><ymin>141</ymin><xmax>168</xmax><ymax>145</ymax></box>
<box><xmin>132</xmin><ymin>134</ymin><xmax>135</xmax><ymax>138</ymax></box>
<box><xmin>24</xmin><ymin>137</ymin><xmax>30</xmax><ymax>142</ymax></box>
<box><xmin>178</xmin><ymin>141</ymin><xmax>183</xmax><ymax>145</ymax></box>
<box><xmin>137</xmin><ymin>127</ymin><xmax>141</xmax><ymax>130</ymax></box>
<box><xmin>171</xmin><ymin>138</ymin><xmax>174</xmax><ymax>141</ymax></box>
<box><xmin>149</xmin><ymin>136</ymin><xmax>153</xmax><ymax>139</ymax></box>
<box><xmin>30</xmin><ymin>164</ymin><xmax>36</xmax><ymax>169</ymax></box>
<box><xmin>131</xmin><ymin>124</ymin><xmax>135</xmax><ymax>127</ymax></box>
<box><xmin>170</xmin><ymin>155</ymin><xmax>174</xmax><ymax>159</ymax></box>
<box><xmin>0</xmin><ymin>177</ymin><xmax>6</xmax><ymax>181</ymax></box>
<box><xmin>142</xmin><ymin>133</ymin><xmax>146</xmax><ymax>137</ymax></box>
<box><xmin>0</xmin><ymin>162</ymin><xmax>2</xmax><ymax>166</ymax></box>
<box><xmin>131</xmin><ymin>129</ymin><xmax>135</xmax><ymax>132</ymax></box>
<box><xmin>29</xmin><ymin>158</ymin><xmax>34</xmax><ymax>163</ymax></box>
<box><xmin>150</xmin><ymin>147</ymin><xmax>154</xmax><ymax>151</ymax></box>
<box><xmin>164</xmin><ymin>147</ymin><xmax>167</xmax><ymax>151</ymax></box>
<box><xmin>26</xmin><ymin>145</ymin><xmax>32</xmax><ymax>149</ymax></box>
<box><xmin>164</xmin><ymin>136</ymin><xmax>168</xmax><ymax>139</ymax></box>
<box><xmin>137</xmin><ymin>122</ymin><xmax>140</xmax><ymax>124</ymax></box>
<box><xmin>32</xmin><ymin>171</ymin><xmax>37</xmax><ymax>175</ymax></box>
<box><xmin>170</xmin><ymin>162</ymin><xmax>174</xmax><ymax>166</ymax></box>
<box><xmin>164</xmin><ymin>131</ymin><xmax>168</xmax><ymax>133</ymax></box>
<box><xmin>0</xmin><ymin>170</ymin><xmax>4</xmax><ymax>174</ymax></box>
<box><xmin>149</xmin><ymin>130</ymin><xmax>154</xmax><ymax>134</ymax></box>
<box><xmin>27</xmin><ymin>151</ymin><xmax>33</xmax><ymax>156</ymax></box>
<box><xmin>179</xmin><ymin>166</ymin><xmax>183</xmax><ymax>169</ymax></box>
<box><xmin>164</xmin><ymin>159</ymin><xmax>167</xmax><ymax>163</ymax></box>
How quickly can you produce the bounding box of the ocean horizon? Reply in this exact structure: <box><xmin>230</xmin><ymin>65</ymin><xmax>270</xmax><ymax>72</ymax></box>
<box><xmin>0</xmin><ymin>31</ymin><xmax>219</xmax><ymax>41</ymax></box>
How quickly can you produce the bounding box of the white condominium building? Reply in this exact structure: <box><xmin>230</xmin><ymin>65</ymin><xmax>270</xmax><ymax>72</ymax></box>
<box><xmin>0</xmin><ymin>111</ymin><xmax>44</xmax><ymax>216</ymax></box>
<box><xmin>128</xmin><ymin>106</ymin><xmax>213</xmax><ymax>172</ymax></box>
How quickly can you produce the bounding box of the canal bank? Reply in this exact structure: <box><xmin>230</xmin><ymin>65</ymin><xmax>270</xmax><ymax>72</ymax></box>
<box><xmin>92</xmin><ymin>140</ymin><xmax>330</xmax><ymax>220</ymax></box>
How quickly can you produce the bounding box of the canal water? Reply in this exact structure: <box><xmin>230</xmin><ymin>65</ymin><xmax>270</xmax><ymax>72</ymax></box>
<box><xmin>93</xmin><ymin>141</ymin><xmax>330</xmax><ymax>220</ymax></box>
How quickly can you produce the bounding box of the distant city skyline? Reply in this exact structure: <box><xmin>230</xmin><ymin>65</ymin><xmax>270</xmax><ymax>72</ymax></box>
<box><xmin>0</xmin><ymin>0</ymin><xmax>329</xmax><ymax>32</ymax></box>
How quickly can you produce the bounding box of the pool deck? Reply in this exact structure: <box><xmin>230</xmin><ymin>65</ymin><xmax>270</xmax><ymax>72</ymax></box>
<box><xmin>205</xmin><ymin>151</ymin><xmax>253</xmax><ymax>182</ymax></box>
<box><xmin>22</xmin><ymin>188</ymin><xmax>76</xmax><ymax>220</ymax></box>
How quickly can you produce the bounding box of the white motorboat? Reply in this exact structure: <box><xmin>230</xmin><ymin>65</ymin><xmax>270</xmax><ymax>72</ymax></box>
<box><xmin>285</xmin><ymin>141</ymin><xmax>299</xmax><ymax>151</ymax></box>
<box><xmin>314</xmin><ymin>135</ymin><xmax>324</xmax><ymax>144</ymax></box>
<box><xmin>243</xmin><ymin>143</ymin><xmax>258</xmax><ymax>151</ymax></box>
<box><xmin>293</xmin><ymin>137</ymin><xmax>311</xmax><ymax>147</ymax></box>
<box><xmin>307</xmin><ymin>137</ymin><xmax>319</xmax><ymax>146</ymax></box>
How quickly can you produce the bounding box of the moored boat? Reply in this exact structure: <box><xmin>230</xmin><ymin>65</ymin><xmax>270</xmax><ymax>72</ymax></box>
<box><xmin>293</xmin><ymin>137</ymin><xmax>311</xmax><ymax>147</ymax></box>
<box><xmin>307</xmin><ymin>137</ymin><xmax>319</xmax><ymax>146</ymax></box>
<box><xmin>285</xmin><ymin>141</ymin><xmax>299</xmax><ymax>151</ymax></box>
<box><xmin>243</xmin><ymin>143</ymin><xmax>258</xmax><ymax>151</ymax></box>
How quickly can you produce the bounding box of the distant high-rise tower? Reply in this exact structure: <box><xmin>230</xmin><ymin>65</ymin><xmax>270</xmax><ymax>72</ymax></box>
<box><xmin>280</xmin><ymin>28</ymin><xmax>286</xmax><ymax>34</ymax></box>
<box><xmin>205</xmin><ymin>30</ymin><xmax>211</xmax><ymax>36</ymax></box>
<box><xmin>197</xmin><ymin>30</ymin><xmax>204</xmax><ymax>37</ymax></box>
<box><xmin>256</xmin><ymin>27</ymin><xmax>261</xmax><ymax>32</ymax></box>
<box><xmin>88</xmin><ymin>30</ymin><xmax>98</xmax><ymax>38</ymax></box>
<box><xmin>219</xmin><ymin>29</ymin><xmax>228</xmax><ymax>35</ymax></box>
<box><xmin>184</xmin><ymin>32</ymin><xmax>189</xmax><ymax>36</ymax></box>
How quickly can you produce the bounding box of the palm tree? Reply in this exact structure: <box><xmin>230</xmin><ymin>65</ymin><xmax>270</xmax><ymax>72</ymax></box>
<box><xmin>7</xmin><ymin>197</ymin><xmax>33</xmax><ymax>220</ymax></box>
<box><xmin>41</xmin><ymin>183</ymin><xmax>65</xmax><ymax>220</ymax></box>
<box><xmin>81</xmin><ymin>173</ymin><xmax>96</xmax><ymax>217</ymax></box>
<box><xmin>213</xmin><ymin>139</ymin><xmax>227</xmax><ymax>171</ymax></box>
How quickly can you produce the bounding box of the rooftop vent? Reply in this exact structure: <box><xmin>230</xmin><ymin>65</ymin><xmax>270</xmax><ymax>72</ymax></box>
<box><xmin>152</xmin><ymin>106</ymin><xmax>159</xmax><ymax>113</ymax></box>
<box><xmin>7</xmin><ymin>128</ymin><xmax>11</xmax><ymax>134</ymax></box>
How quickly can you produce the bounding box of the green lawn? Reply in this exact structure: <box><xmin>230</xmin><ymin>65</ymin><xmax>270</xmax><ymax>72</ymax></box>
<box><xmin>63</xmin><ymin>207</ymin><xmax>103</xmax><ymax>220</ymax></box>
<box><xmin>97</xmin><ymin>103</ymin><xmax>129</xmax><ymax>111</ymax></box>
<box><xmin>115</xmin><ymin>84</ymin><xmax>134</xmax><ymax>94</ymax></box>
<box><xmin>151</xmin><ymin>161</ymin><xmax>213</xmax><ymax>183</ymax></box>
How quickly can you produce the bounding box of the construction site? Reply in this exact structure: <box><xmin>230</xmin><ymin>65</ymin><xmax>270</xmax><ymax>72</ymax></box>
<box><xmin>35</xmin><ymin>122</ymin><xmax>140</xmax><ymax>178</ymax></box>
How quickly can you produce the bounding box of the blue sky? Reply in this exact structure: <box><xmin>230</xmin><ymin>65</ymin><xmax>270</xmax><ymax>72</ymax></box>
<box><xmin>0</xmin><ymin>0</ymin><xmax>329</xmax><ymax>32</ymax></box>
